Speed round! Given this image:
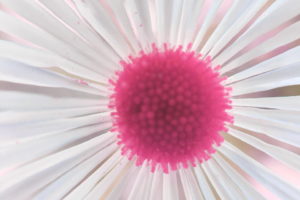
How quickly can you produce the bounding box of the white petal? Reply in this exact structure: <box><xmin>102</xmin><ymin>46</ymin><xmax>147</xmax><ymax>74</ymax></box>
<box><xmin>0</xmin><ymin>40</ymin><xmax>109</xmax><ymax>83</ymax></box>
<box><xmin>233</xmin><ymin>114</ymin><xmax>300</xmax><ymax>147</ymax></box>
<box><xmin>209</xmin><ymin>0</ymin><xmax>268</xmax><ymax>57</ymax></box>
<box><xmin>127</xmin><ymin>163</ymin><xmax>151</xmax><ymax>200</ymax></box>
<box><xmin>0</xmin><ymin>124</ymin><xmax>111</xmax><ymax>170</ymax></box>
<box><xmin>84</xmin><ymin>157</ymin><xmax>130</xmax><ymax>200</ymax></box>
<box><xmin>220</xmin><ymin>21</ymin><xmax>300</xmax><ymax>74</ymax></box>
<box><xmin>0</xmin><ymin>0</ymin><xmax>117</xmax><ymax>73</ymax></box>
<box><xmin>179</xmin><ymin>168</ymin><xmax>204</xmax><ymax>200</ymax></box>
<box><xmin>148</xmin><ymin>168</ymin><xmax>163</xmax><ymax>200</ymax></box>
<box><xmin>0</xmin><ymin>58</ymin><xmax>103</xmax><ymax>96</ymax></box>
<box><xmin>231</xmin><ymin>62</ymin><xmax>300</xmax><ymax>96</ymax></box>
<box><xmin>232</xmin><ymin>96</ymin><xmax>300</xmax><ymax>111</ymax></box>
<box><xmin>227</xmin><ymin>46</ymin><xmax>300</xmax><ymax>84</ymax></box>
<box><xmin>105</xmin><ymin>163</ymin><xmax>140</xmax><ymax>200</ymax></box>
<box><xmin>63</xmin><ymin>150</ymin><xmax>123</xmax><ymax>200</ymax></box>
<box><xmin>214</xmin><ymin>0</ymin><xmax>300</xmax><ymax>66</ymax></box>
<box><xmin>192</xmin><ymin>0</ymin><xmax>223</xmax><ymax>50</ymax></box>
<box><xmin>72</xmin><ymin>0</ymin><xmax>132</xmax><ymax>59</ymax></box>
<box><xmin>155</xmin><ymin>0</ymin><xmax>180</xmax><ymax>45</ymax></box>
<box><xmin>1</xmin><ymin>112</ymin><xmax>111</xmax><ymax>143</ymax></box>
<box><xmin>165</xmin><ymin>0</ymin><xmax>184</xmax><ymax>45</ymax></box>
<box><xmin>0</xmin><ymin>133</ymin><xmax>117</xmax><ymax>199</ymax></box>
<box><xmin>0</xmin><ymin>106</ymin><xmax>107</xmax><ymax>125</ymax></box>
<box><xmin>32</xmin><ymin>143</ymin><xmax>117</xmax><ymax>200</ymax></box>
<box><xmin>201</xmin><ymin>0</ymin><xmax>253</xmax><ymax>55</ymax></box>
<box><xmin>213</xmin><ymin>153</ymin><xmax>266</xmax><ymax>200</ymax></box>
<box><xmin>38</xmin><ymin>0</ymin><xmax>120</xmax><ymax>63</ymax></box>
<box><xmin>0</xmin><ymin>82</ymin><xmax>105</xmax><ymax>111</ymax></box>
<box><xmin>193</xmin><ymin>167</ymin><xmax>216</xmax><ymax>200</ymax></box>
<box><xmin>124</xmin><ymin>0</ymin><xmax>155</xmax><ymax>51</ymax></box>
<box><xmin>104</xmin><ymin>0</ymin><xmax>140</xmax><ymax>53</ymax></box>
<box><xmin>202</xmin><ymin>161</ymin><xmax>234</xmax><ymax>200</ymax></box>
<box><xmin>231</xmin><ymin>107</ymin><xmax>300</xmax><ymax>124</ymax></box>
<box><xmin>219</xmin><ymin>142</ymin><xmax>300</xmax><ymax>200</ymax></box>
<box><xmin>176</xmin><ymin>0</ymin><xmax>205</xmax><ymax>47</ymax></box>
<box><xmin>163</xmin><ymin>171</ymin><xmax>180</xmax><ymax>200</ymax></box>
<box><xmin>226</xmin><ymin>127</ymin><xmax>300</xmax><ymax>171</ymax></box>
<box><xmin>0</xmin><ymin>11</ymin><xmax>112</xmax><ymax>76</ymax></box>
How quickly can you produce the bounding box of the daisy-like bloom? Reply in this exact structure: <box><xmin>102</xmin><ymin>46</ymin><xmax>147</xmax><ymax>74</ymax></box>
<box><xmin>0</xmin><ymin>0</ymin><xmax>299</xmax><ymax>199</ymax></box>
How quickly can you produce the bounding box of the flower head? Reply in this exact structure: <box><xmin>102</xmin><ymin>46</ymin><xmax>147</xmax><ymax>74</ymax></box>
<box><xmin>0</xmin><ymin>0</ymin><xmax>299</xmax><ymax>200</ymax></box>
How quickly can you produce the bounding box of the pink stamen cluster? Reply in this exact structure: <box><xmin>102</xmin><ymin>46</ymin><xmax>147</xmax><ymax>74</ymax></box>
<box><xmin>109</xmin><ymin>44</ymin><xmax>232</xmax><ymax>173</ymax></box>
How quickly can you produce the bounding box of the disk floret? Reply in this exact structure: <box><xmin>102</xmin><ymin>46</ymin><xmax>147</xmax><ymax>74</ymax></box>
<box><xmin>109</xmin><ymin>44</ymin><xmax>232</xmax><ymax>173</ymax></box>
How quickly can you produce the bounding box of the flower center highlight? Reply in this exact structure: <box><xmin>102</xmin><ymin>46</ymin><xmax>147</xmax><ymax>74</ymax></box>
<box><xmin>109</xmin><ymin>44</ymin><xmax>232</xmax><ymax>173</ymax></box>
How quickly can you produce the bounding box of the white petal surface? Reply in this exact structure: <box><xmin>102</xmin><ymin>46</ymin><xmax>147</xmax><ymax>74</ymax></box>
<box><xmin>213</xmin><ymin>154</ymin><xmax>266</xmax><ymax>200</ymax></box>
<box><xmin>124</xmin><ymin>0</ymin><xmax>155</xmax><ymax>51</ymax></box>
<box><xmin>226</xmin><ymin>127</ymin><xmax>300</xmax><ymax>171</ymax></box>
<box><xmin>0</xmin><ymin>133</ymin><xmax>117</xmax><ymax>199</ymax></box>
<box><xmin>214</xmin><ymin>0</ymin><xmax>300</xmax><ymax>66</ymax></box>
<box><xmin>0</xmin><ymin>58</ymin><xmax>102</xmax><ymax>96</ymax></box>
<box><xmin>32</xmin><ymin>143</ymin><xmax>117</xmax><ymax>200</ymax></box>
<box><xmin>0</xmin><ymin>10</ymin><xmax>114</xmax><ymax>76</ymax></box>
<box><xmin>71</xmin><ymin>0</ymin><xmax>132</xmax><ymax>59</ymax></box>
<box><xmin>219</xmin><ymin>142</ymin><xmax>300</xmax><ymax>200</ymax></box>
<box><xmin>220</xmin><ymin>21</ymin><xmax>300</xmax><ymax>74</ymax></box>
<box><xmin>0</xmin><ymin>40</ymin><xmax>109</xmax><ymax>83</ymax></box>
<box><xmin>233</xmin><ymin>114</ymin><xmax>300</xmax><ymax>147</ymax></box>
<box><xmin>231</xmin><ymin>62</ymin><xmax>300</xmax><ymax>96</ymax></box>
<box><xmin>227</xmin><ymin>46</ymin><xmax>300</xmax><ymax>84</ymax></box>
<box><xmin>232</xmin><ymin>96</ymin><xmax>300</xmax><ymax>111</ymax></box>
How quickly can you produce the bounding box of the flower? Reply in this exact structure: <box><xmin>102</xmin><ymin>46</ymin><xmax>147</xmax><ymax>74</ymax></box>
<box><xmin>0</xmin><ymin>0</ymin><xmax>299</xmax><ymax>200</ymax></box>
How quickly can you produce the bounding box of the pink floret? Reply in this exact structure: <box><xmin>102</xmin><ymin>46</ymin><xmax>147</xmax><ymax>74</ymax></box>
<box><xmin>109</xmin><ymin>44</ymin><xmax>232</xmax><ymax>173</ymax></box>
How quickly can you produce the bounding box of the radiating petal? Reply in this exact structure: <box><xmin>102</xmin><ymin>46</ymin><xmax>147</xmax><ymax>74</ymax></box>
<box><xmin>0</xmin><ymin>58</ymin><xmax>103</xmax><ymax>96</ymax></box>
<box><xmin>31</xmin><ymin>143</ymin><xmax>117</xmax><ymax>200</ymax></box>
<box><xmin>38</xmin><ymin>0</ymin><xmax>119</xmax><ymax>62</ymax></box>
<box><xmin>231</xmin><ymin>62</ymin><xmax>300</xmax><ymax>96</ymax></box>
<box><xmin>192</xmin><ymin>0</ymin><xmax>223</xmax><ymax>50</ymax></box>
<box><xmin>175</xmin><ymin>0</ymin><xmax>205</xmax><ymax>47</ymax></box>
<box><xmin>124</xmin><ymin>0</ymin><xmax>155</xmax><ymax>51</ymax></box>
<box><xmin>0</xmin><ymin>40</ymin><xmax>109</xmax><ymax>83</ymax></box>
<box><xmin>213</xmin><ymin>154</ymin><xmax>266</xmax><ymax>200</ymax></box>
<box><xmin>163</xmin><ymin>171</ymin><xmax>180</xmax><ymax>200</ymax></box>
<box><xmin>179</xmin><ymin>168</ymin><xmax>204</xmax><ymax>200</ymax></box>
<box><xmin>220</xmin><ymin>21</ymin><xmax>300</xmax><ymax>74</ymax></box>
<box><xmin>202</xmin><ymin>161</ymin><xmax>235</xmax><ymax>199</ymax></box>
<box><xmin>209</xmin><ymin>0</ymin><xmax>268</xmax><ymax>58</ymax></box>
<box><xmin>233</xmin><ymin>114</ymin><xmax>300</xmax><ymax>147</ymax></box>
<box><xmin>126</xmin><ymin>163</ymin><xmax>151</xmax><ymax>200</ymax></box>
<box><xmin>0</xmin><ymin>133</ymin><xmax>117</xmax><ymax>199</ymax></box>
<box><xmin>0</xmin><ymin>124</ymin><xmax>111</xmax><ymax>170</ymax></box>
<box><xmin>219</xmin><ymin>142</ymin><xmax>300</xmax><ymax>200</ymax></box>
<box><xmin>0</xmin><ymin>10</ymin><xmax>113</xmax><ymax>76</ymax></box>
<box><xmin>84</xmin><ymin>157</ymin><xmax>130</xmax><ymax>200</ymax></box>
<box><xmin>148</xmin><ymin>168</ymin><xmax>163</xmax><ymax>200</ymax></box>
<box><xmin>193</xmin><ymin>167</ymin><xmax>216</xmax><ymax>200</ymax></box>
<box><xmin>214</xmin><ymin>0</ymin><xmax>300</xmax><ymax>66</ymax></box>
<box><xmin>105</xmin><ymin>0</ymin><xmax>140</xmax><ymax>53</ymax></box>
<box><xmin>71</xmin><ymin>0</ymin><xmax>132</xmax><ymax>59</ymax></box>
<box><xmin>0</xmin><ymin>82</ymin><xmax>104</xmax><ymax>111</ymax></box>
<box><xmin>232</xmin><ymin>96</ymin><xmax>300</xmax><ymax>111</ymax></box>
<box><xmin>226</xmin><ymin>127</ymin><xmax>300</xmax><ymax>171</ymax></box>
<box><xmin>227</xmin><ymin>46</ymin><xmax>300</xmax><ymax>84</ymax></box>
<box><xmin>1</xmin><ymin>112</ymin><xmax>111</xmax><ymax>143</ymax></box>
<box><xmin>202</xmin><ymin>0</ymin><xmax>253</xmax><ymax>55</ymax></box>
<box><xmin>63</xmin><ymin>150</ymin><xmax>124</xmax><ymax>200</ymax></box>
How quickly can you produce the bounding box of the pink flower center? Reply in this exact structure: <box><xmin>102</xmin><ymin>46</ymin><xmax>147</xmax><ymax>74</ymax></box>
<box><xmin>109</xmin><ymin>44</ymin><xmax>232</xmax><ymax>173</ymax></box>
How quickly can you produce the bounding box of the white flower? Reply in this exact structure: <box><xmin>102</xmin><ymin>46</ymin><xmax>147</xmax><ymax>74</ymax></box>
<box><xmin>0</xmin><ymin>0</ymin><xmax>300</xmax><ymax>200</ymax></box>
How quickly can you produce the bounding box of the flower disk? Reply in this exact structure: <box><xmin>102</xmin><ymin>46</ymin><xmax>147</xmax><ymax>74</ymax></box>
<box><xmin>110</xmin><ymin>45</ymin><xmax>232</xmax><ymax>173</ymax></box>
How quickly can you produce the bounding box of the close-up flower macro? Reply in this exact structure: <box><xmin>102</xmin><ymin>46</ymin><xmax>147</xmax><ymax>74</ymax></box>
<box><xmin>0</xmin><ymin>0</ymin><xmax>300</xmax><ymax>199</ymax></box>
